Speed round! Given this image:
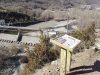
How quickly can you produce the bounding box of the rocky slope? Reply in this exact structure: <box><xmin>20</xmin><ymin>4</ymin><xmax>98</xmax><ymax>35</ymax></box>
<box><xmin>0</xmin><ymin>0</ymin><xmax>100</xmax><ymax>10</ymax></box>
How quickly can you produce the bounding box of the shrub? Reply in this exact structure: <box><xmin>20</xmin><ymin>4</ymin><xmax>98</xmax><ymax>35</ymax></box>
<box><xmin>23</xmin><ymin>31</ymin><xmax>59</xmax><ymax>75</ymax></box>
<box><xmin>40</xmin><ymin>10</ymin><xmax>54</xmax><ymax>21</ymax></box>
<box><xmin>9</xmin><ymin>45</ymin><xmax>18</xmax><ymax>56</ymax></box>
<box><xmin>67</xmin><ymin>8</ymin><xmax>100</xmax><ymax>28</ymax></box>
<box><xmin>53</xmin><ymin>10</ymin><xmax>69</xmax><ymax>21</ymax></box>
<box><xmin>69</xmin><ymin>22</ymin><xmax>96</xmax><ymax>53</ymax></box>
<box><xmin>32</xmin><ymin>9</ymin><xmax>43</xmax><ymax>20</ymax></box>
<box><xmin>0</xmin><ymin>46</ymin><xmax>18</xmax><ymax>74</ymax></box>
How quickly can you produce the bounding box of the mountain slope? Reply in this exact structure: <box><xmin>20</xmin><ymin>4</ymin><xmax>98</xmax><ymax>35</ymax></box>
<box><xmin>0</xmin><ymin>0</ymin><xmax>100</xmax><ymax>10</ymax></box>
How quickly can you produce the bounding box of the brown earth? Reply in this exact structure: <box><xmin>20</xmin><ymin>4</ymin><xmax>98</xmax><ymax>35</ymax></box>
<box><xmin>33</xmin><ymin>29</ymin><xmax>100</xmax><ymax>75</ymax></box>
<box><xmin>33</xmin><ymin>48</ymin><xmax>100</xmax><ymax>75</ymax></box>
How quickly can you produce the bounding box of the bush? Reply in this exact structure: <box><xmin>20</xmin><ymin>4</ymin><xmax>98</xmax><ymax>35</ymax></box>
<box><xmin>67</xmin><ymin>8</ymin><xmax>100</xmax><ymax>28</ymax></box>
<box><xmin>40</xmin><ymin>10</ymin><xmax>54</xmax><ymax>21</ymax></box>
<box><xmin>23</xmin><ymin>31</ymin><xmax>59</xmax><ymax>75</ymax></box>
<box><xmin>53</xmin><ymin>10</ymin><xmax>69</xmax><ymax>21</ymax></box>
<box><xmin>32</xmin><ymin>9</ymin><xmax>43</xmax><ymax>20</ymax></box>
<box><xmin>0</xmin><ymin>46</ymin><xmax>18</xmax><ymax>73</ymax></box>
<box><xmin>69</xmin><ymin>22</ymin><xmax>96</xmax><ymax>53</ymax></box>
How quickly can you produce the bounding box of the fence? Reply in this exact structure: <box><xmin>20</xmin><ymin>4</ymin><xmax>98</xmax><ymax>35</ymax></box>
<box><xmin>0</xmin><ymin>39</ymin><xmax>34</xmax><ymax>48</ymax></box>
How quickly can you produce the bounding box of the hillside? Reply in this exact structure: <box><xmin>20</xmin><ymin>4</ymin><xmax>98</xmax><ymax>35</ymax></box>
<box><xmin>0</xmin><ymin>0</ymin><xmax>100</xmax><ymax>10</ymax></box>
<box><xmin>0</xmin><ymin>0</ymin><xmax>100</xmax><ymax>6</ymax></box>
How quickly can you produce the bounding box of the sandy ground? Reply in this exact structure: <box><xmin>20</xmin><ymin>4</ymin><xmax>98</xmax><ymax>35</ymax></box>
<box><xmin>33</xmin><ymin>48</ymin><xmax>100</xmax><ymax>75</ymax></box>
<box><xmin>70</xmin><ymin>49</ymin><xmax>100</xmax><ymax>75</ymax></box>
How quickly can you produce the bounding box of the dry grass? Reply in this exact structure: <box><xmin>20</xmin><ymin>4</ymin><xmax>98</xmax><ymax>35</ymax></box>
<box><xmin>40</xmin><ymin>8</ymin><xmax>100</xmax><ymax>27</ymax></box>
<box><xmin>0</xmin><ymin>46</ymin><xmax>18</xmax><ymax>74</ymax></box>
<box><xmin>9</xmin><ymin>45</ymin><xmax>18</xmax><ymax>56</ymax></box>
<box><xmin>67</xmin><ymin>8</ymin><xmax>100</xmax><ymax>28</ymax></box>
<box><xmin>40</xmin><ymin>10</ymin><xmax>54</xmax><ymax>21</ymax></box>
<box><xmin>40</xmin><ymin>10</ymin><xmax>69</xmax><ymax>21</ymax></box>
<box><xmin>69</xmin><ymin>22</ymin><xmax>96</xmax><ymax>53</ymax></box>
<box><xmin>1</xmin><ymin>3</ymin><xmax>100</xmax><ymax>25</ymax></box>
<box><xmin>22</xmin><ymin>31</ymin><xmax>59</xmax><ymax>75</ymax></box>
<box><xmin>39</xmin><ymin>8</ymin><xmax>100</xmax><ymax>23</ymax></box>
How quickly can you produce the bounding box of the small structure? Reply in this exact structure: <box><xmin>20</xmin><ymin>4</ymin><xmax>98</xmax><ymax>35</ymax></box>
<box><xmin>50</xmin><ymin>34</ymin><xmax>81</xmax><ymax>75</ymax></box>
<box><xmin>17</xmin><ymin>31</ymin><xmax>23</xmax><ymax>42</ymax></box>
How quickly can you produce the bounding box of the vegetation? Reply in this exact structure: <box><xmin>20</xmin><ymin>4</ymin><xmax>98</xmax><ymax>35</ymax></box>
<box><xmin>22</xmin><ymin>31</ymin><xmax>59</xmax><ymax>75</ymax></box>
<box><xmin>0</xmin><ymin>46</ymin><xmax>18</xmax><ymax>74</ymax></box>
<box><xmin>70</xmin><ymin>22</ymin><xmax>96</xmax><ymax>53</ymax></box>
<box><xmin>67</xmin><ymin>8</ymin><xmax>100</xmax><ymax>28</ymax></box>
